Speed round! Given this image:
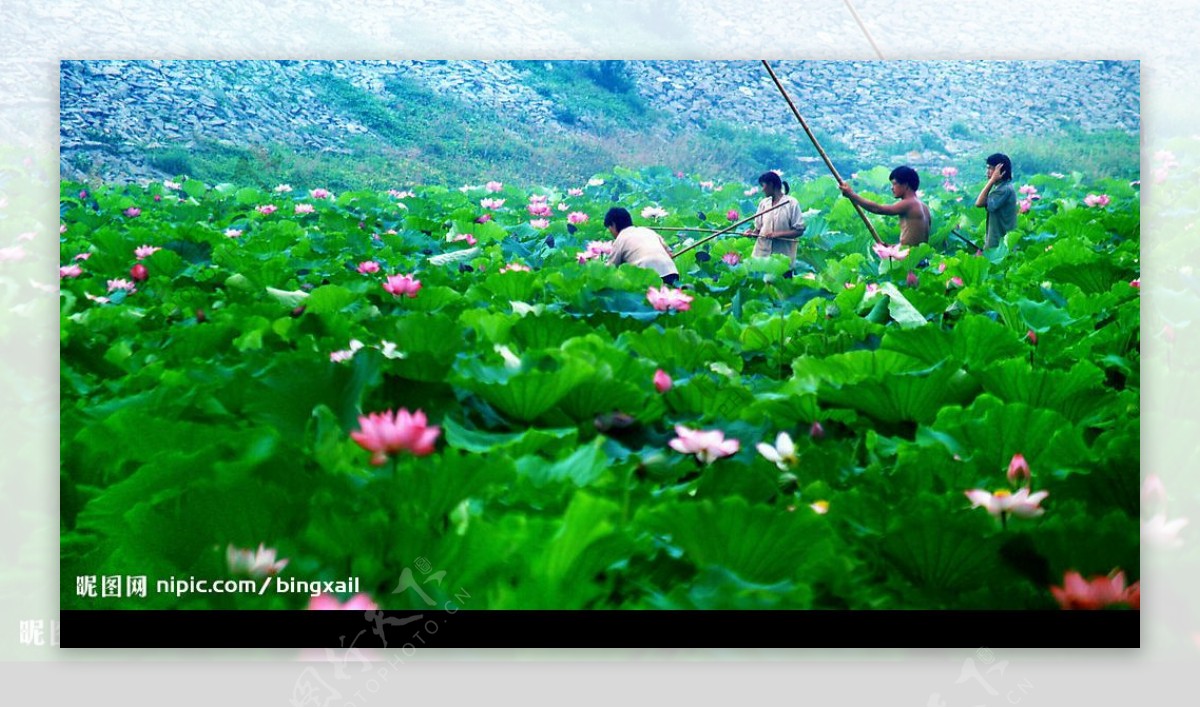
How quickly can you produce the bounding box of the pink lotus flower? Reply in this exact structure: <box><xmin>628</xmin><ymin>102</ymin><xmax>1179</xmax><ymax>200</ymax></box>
<box><xmin>383</xmin><ymin>274</ymin><xmax>422</xmax><ymax>298</ymax></box>
<box><xmin>224</xmin><ymin>228</ymin><xmax>243</xmax><ymax>238</ymax></box>
<box><xmin>310</xmin><ymin>188</ymin><xmax>331</xmax><ymax>199</ymax></box>
<box><xmin>941</xmin><ymin>166</ymin><xmax>958</xmax><ymax>177</ymax></box>
<box><xmin>529</xmin><ymin>193</ymin><xmax>549</xmax><ymax>203</ymax></box>
<box><xmin>947</xmin><ymin>276</ymin><xmax>964</xmax><ymax>289</ymax></box>
<box><xmin>723</xmin><ymin>252</ymin><xmax>741</xmax><ymax>266</ymax></box>
<box><xmin>388</xmin><ymin>189</ymin><xmax>415</xmax><ymax>199</ymax></box>
<box><xmin>499</xmin><ymin>262</ymin><xmax>531</xmax><ymax>274</ymax></box>
<box><xmin>653</xmin><ymin>369</ymin><xmax>672</xmax><ymax>393</ymax></box>
<box><xmin>351</xmin><ymin>408</ymin><xmax>441</xmax><ymax>465</ymax></box>
<box><xmin>744</xmin><ymin>187</ymin><xmax>758</xmax><ymax>196</ymax></box>
<box><xmin>1019</xmin><ymin>184</ymin><xmax>1038</xmax><ymax>196</ymax></box>
<box><xmin>669</xmin><ymin>425</ymin><xmax>740</xmax><ymax>465</ymax></box>
<box><xmin>60</xmin><ymin>224</ymin><xmax>67</xmax><ymax>234</ymax></box>
<box><xmin>726</xmin><ymin>209</ymin><xmax>739</xmax><ymax>221</ymax></box>
<box><xmin>942</xmin><ymin>180</ymin><xmax>958</xmax><ymax>193</ymax></box>
<box><xmin>864</xmin><ymin>283</ymin><xmax>879</xmax><ymax>297</ymax></box>
<box><xmin>1083</xmin><ymin>193</ymin><xmax>1111</xmax><ymax>208</ymax></box>
<box><xmin>130</xmin><ymin>263</ymin><xmax>149</xmax><ymax>282</ymax></box>
<box><xmin>485</xmin><ymin>181</ymin><xmax>503</xmax><ymax>193</ymax></box>
<box><xmin>59</xmin><ymin>264</ymin><xmax>83</xmax><ymax>279</ymax></box>
<box><xmin>475</xmin><ymin>214</ymin><xmax>492</xmax><ymax>223</ymax></box>
<box><xmin>106</xmin><ymin>278</ymin><xmax>137</xmax><ymax>293</ymax></box>
<box><xmin>1050</xmin><ymin>570</ymin><xmax>1139</xmax><ymax>610</ymax></box>
<box><xmin>294</xmin><ymin>203</ymin><xmax>315</xmax><ymax>215</ymax></box>
<box><xmin>1007</xmin><ymin>453</ymin><xmax>1031</xmax><ymax>485</ymax></box>
<box><xmin>481</xmin><ymin>198</ymin><xmax>505</xmax><ymax>210</ymax></box>
<box><xmin>699</xmin><ymin>181</ymin><xmax>714</xmax><ymax>190</ymax></box>
<box><xmin>84</xmin><ymin>292</ymin><xmax>110</xmax><ymax>304</ymax></box>
<box><xmin>273</xmin><ymin>184</ymin><xmax>293</xmax><ymax>193</ymax></box>
<box><xmin>78</xmin><ymin>190</ymin><xmax>89</xmax><ymax>199</ymax></box>
<box><xmin>227</xmin><ymin>543</ymin><xmax>289</xmax><ymax>578</ymax></box>
<box><xmin>586</xmin><ymin>240</ymin><xmax>613</xmax><ymax>256</ymax></box>
<box><xmin>134</xmin><ymin>245</ymin><xmax>160</xmax><ymax>259</ymax></box>
<box><xmin>1019</xmin><ymin>198</ymin><xmax>1032</xmax><ymax>214</ymax></box>
<box><xmin>256</xmin><ymin>204</ymin><xmax>278</xmax><ymax>215</ymax></box>
<box><xmin>965</xmin><ymin>487</ymin><xmax>1048</xmax><ymax>519</ymax></box>
<box><xmin>577</xmin><ymin>250</ymin><xmax>601</xmax><ymax>264</ymax></box>
<box><xmin>756</xmin><ymin>432</ymin><xmax>797</xmax><ymax>471</ymax></box>
<box><xmin>330</xmin><ymin>340</ymin><xmax>365</xmax><ymax>363</ymax></box>
<box><xmin>567</xmin><ymin>211</ymin><xmax>589</xmax><ymax>224</ymax></box>
<box><xmin>843</xmin><ymin>282</ymin><xmax>856</xmax><ymax>290</ymax></box>
<box><xmin>356</xmin><ymin>260</ymin><xmax>381</xmax><ymax>274</ymax></box>
<box><xmin>530</xmin><ymin>218</ymin><xmax>550</xmax><ymax>229</ymax></box>
<box><xmin>123</xmin><ymin>207</ymin><xmax>141</xmax><ymax>218</ymax></box>
<box><xmin>905</xmin><ymin>271</ymin><xmax>919</xmax><ymax>288</ymax></box>
<box><xmin>810</xmin><ymin>421</ymin><xmax>825</xmax><ymax>439</ymax></box>
<box><xmin>74</xmin><ymin>252</ymin><xmax>91</xmax><ymax>262</ymax></box>
<box><xmin>872</xmin><ymin>242</ymin><xmax>910</xmax><ymax>260</ymax></box>
<box><xmin>646</xmin><ymin>286</ymin><xmax>693</xmax><ymax>312</ymax></box>
<box><xmin>587</xmin><ymin>178</ymin><xmax>605</xmax><ymax>187</ymax></box>
<box><xmin>307</xmin><ymin>593</ymin><xmax>379</xmax><ymax>611</ymax></box>
<box><xmin>528</xmin><ymin>203</ymin><xmax>553</xmax><ymax>217</ymax></box>
<box><xmin>1130</xmin><ymin>278</ymin><xmax>1140</xmax><ymax>289</ymax></box>
<box><xmin>557</xmin><ymin>203</ymin><xmax>570</xmax><ymax>212</ymax></box>
<box><xmin>640</xmin><ymin>206</ymin><xmax>668</xmax><ymax>219</ymax></box>
<box><xmin>568</xmin><ymin>188</ymin><xmax>584</xmax><ymax>196</ymax></box>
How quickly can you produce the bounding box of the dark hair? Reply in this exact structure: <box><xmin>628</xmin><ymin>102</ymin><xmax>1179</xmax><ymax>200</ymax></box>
<box><xmin>889</xmin><ymin>166</ymin><xmax>919</xmax><ymax>191</ymax></box>
<box><xmin>986</xmin><ymin>153</ymin><xmax>1013</xmax><ymax>180</ymax></box>
<box><xmin>603</xmin><ymin>207</ymin><xmax>633</xmax><ymax>231</ymax></box>
<box><xmin>758</xmin><ymin>171</ymin><xmax>790</xmax><ymax>195</ymax></box>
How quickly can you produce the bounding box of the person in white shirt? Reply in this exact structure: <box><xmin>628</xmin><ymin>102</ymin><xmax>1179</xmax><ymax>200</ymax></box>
<box><xmin>603</xmin><ymin>207</ymin><xmax>681</xmax><ymax>286</ymax></box>
<box><xmin>745</xmin><ymin>171</ymin><xmax>806</xmax><ymax>276</ymax></box>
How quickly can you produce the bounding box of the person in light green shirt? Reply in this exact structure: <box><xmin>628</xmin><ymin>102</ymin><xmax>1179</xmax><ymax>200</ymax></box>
<box><xmin>975</xmin><ymin>153</ymin><xmax>1017</xmax><ymax>248</ymax></box>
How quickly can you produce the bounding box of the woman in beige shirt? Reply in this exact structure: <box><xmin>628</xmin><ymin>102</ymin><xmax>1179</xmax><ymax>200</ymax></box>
<box><xmin>745</xmin><ymin>171</ymin><xmax>806</xmax><ymax>274</ymax></box>
<box><xmin>603</xmin><ymin>207</ymin><xmax>681</xmax><ymax>285</ymax></box>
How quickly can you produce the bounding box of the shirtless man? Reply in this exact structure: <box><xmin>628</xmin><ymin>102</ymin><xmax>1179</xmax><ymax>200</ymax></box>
<box><xmin>838</xmin><ymin>166</ymin><xmax>932</xmax><ymax>246</ymax></box>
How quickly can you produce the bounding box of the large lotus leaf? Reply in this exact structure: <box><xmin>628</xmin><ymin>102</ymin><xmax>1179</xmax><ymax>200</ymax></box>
<box><xmin>618</xmin><ymin>326</ymin><xmax>741</xmax><ymax>372</ymax></box>
<box><xmin>528</xmin><ymin>492</ymin><xmax>630</xmax><ymax>607</ymax></box>
<box><xmin>389</xmin><ymin>449</ymin><xmax>512</xmax><ymax>522</ymax></box>
<box><xmin>442</xmin><ymin>417</ymin><xmax>578</xmax><ymax>458</ymax></box>
<box><xmin>1028</xmin><ymin>501</ymin><xmax>1139</xmax><ymax>581</ymax></box>
<box><xmin>664</xmin><ymin>373</ymin><xmax>757</xmax><ymax>422</ymax></box>
<box><xmin>452</xmin><ymin>350</ymin><xmax>594</xmax><ymax>423</ymax></box>
<box><xmin>979</xmin><ymin>359</ymin><xmax>1113</xmax><ymax>425</ymax></box>
<box><xmin>548</xmin><ymin>336</ymin><xmax>652</xmax><ymax>422</ymax></box>
<box><xmin>830</xmin><ymin>368</ymin><xmax>976</xmax><ymax>425</ymax></box>
<box><xmin>645</xmin><ymin>565</ymin><xmax>815</xmax><ymax>610</ymax></box>
<box><xmin>640</xmin><ymin>496</ymin><xmax>836</xmax><ymax>585</ymax></box>
<box><xmin>919</xmin><ymin>394</ymin><xmax>1092</xmax><ymax>476</ymax></box>
<box><xmin>880</xmin><ymin>493</ymin><xmax>1007</xmax><ymax>605</ymax></box>
<box><xmin>509</xmin><ymin>312</ymin><xmax>595</xmax><ymax>352</ymax></box>
<box><xmin>515</xmin><ymin>438</ymin><xmax>612</xmax><ymax>490</ymax></box>
<box><xmin>478</xmin><ymin>269</ymin><xmax>539</xmax><ymax>302</ymax></box>
<box><xmin>385</xmin><ymin>312</ymin><xmax>465</xmax><ymax>381</ymax></box>
<box><xmin>881</xmin><ymin>313</ymin><xmax>1026</xmax><ymax>370</ymax></box>
<box><xmin>793</xmin><ymin>349</ymin><xmax>931</xmax><ymax>383</ymax></box>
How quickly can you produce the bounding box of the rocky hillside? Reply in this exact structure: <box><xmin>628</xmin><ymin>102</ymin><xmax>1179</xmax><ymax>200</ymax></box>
<box><xmin>60</xmin><ymin>59</ymin><xmax>1139</xmax><ymax>185</ymax></box>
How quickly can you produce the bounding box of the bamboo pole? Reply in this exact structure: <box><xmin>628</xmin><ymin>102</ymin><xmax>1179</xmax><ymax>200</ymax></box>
<box><xmin>657</xmin><ymin>226</ymin><xmax>798</xmax><ymax>242</ymax></box>
<box><xmin>760</xmin><ymin>60</ymin><xmax>884</xmax><ymax>246</ymax></box>
<box><xmin>669</xmin><ymin>200</ymin><xmax>791</xmax><ymax>259</ymax></box>
<box><xmin>950</xmin><ymin>229</ymin><xmax>984</xmax><ymax>252</ymax></box>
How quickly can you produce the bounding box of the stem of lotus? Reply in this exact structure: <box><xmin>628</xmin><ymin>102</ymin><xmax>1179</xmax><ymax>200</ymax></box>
<box><xmin>1001</xmin><ymin>511</ymin><xmax>1008</xmax><ymax>531</ymax></box>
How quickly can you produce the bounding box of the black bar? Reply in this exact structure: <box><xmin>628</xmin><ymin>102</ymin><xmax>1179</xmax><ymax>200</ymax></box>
<box><xmin>61</xmin><ymin>610</ymin><xmax>1139</xmax><ymax>649</ymax></box>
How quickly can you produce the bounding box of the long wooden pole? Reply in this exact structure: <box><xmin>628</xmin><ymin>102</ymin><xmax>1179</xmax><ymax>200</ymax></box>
<box><xmin>669</xmin><ymin>200</ymin><xmax>790</xmax><ymax>259</ymax></box>
<box><xmin>761</xmin><ymin>60</ymin><xmax>884</xmax><ymax>246</ymax></box>
<box><xmin>657</xmin><ymin>225</ymin><xmax>798</xmax><ymax>242</ymax></box>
